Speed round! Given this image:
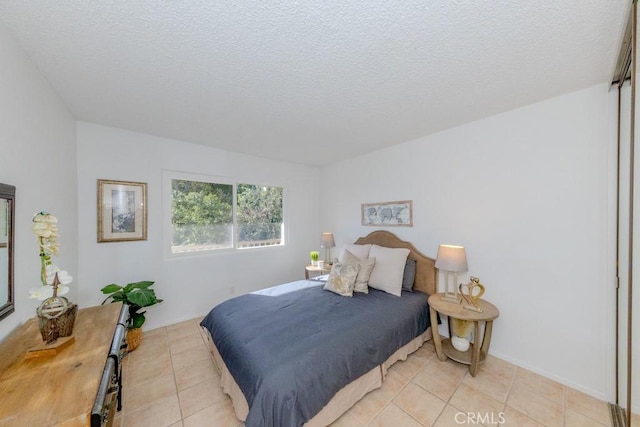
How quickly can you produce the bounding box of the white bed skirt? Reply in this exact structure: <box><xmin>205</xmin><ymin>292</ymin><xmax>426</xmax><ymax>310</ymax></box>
<box><xmin>201</xmin><ymin>326</ymin><xmax>432</xmax><ymax>427</ymax></box>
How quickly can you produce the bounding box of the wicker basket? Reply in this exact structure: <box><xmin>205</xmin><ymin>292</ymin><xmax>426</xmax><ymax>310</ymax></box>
<box><xmin>36</xmin><ymin>298</ymin><xmax>78</xmax><ymax>343</ymax></box>
<box><xmin>127</xmin><ymin>327</ymin><xmax>143</xmax><ymax>352</ymax></box>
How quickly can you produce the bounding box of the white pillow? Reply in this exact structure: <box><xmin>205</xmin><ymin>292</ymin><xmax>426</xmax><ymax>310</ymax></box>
<box><xmin>367</xmin><ymin>245</ymin><xmax>410</xmax><ymax>296</ymax></box>
<box><xmin>338</xmin><ymin>244</ymin><xmax>372</xmax><ymax>261</ymax></box>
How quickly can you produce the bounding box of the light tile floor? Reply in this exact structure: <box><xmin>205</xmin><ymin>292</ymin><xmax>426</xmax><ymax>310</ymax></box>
<box><xmin>112</xmin><ymin>318</ymin><xmax>635</xmax><ymax>427</ymax></box>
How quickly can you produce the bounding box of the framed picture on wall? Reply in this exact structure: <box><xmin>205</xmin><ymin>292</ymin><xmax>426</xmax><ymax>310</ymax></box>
<box><xmin>361</xmin><ymin>200</ymin><xmax>413</xmax><ymax>227</ymax></box>
<box><xmin>97</xmin><ymin>179</ymin><xmax>147</xmax><ymax>242</ymax></box>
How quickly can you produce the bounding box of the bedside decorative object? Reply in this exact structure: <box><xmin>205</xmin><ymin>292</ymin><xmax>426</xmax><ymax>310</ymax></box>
<box><xmin>100</xmin><ymin>280</ymin><xmax>163</xmax><ymax>351</ymax></box>
<box><xmin>310</xmin><ymin>251</ymin><xmax>320</xmax><ymax>266</ymax></box>
<box><xmin>361</xmin><ymin>200</ymin><xmax>413</xmax><ymax>227</ymax></box>
<box><xmin>320</xmin><ymin>232</ymin><xmax>335</xmax><ymax>264</ymax></box>
<box><xmin>30</xmin><ymin>212</ymin><xmax>77</xmax><ymax>344</ymax></box>
<box><xmin>428</xmin><ymin>293</ymin><xmax>499</xmax><ymax>376</ymax></box>
<box><xmin>451</xmin><ymin>335</ymin><xmax>470</xmax><ymax>352</ymax></box>
<box><xmin>434</xmin><ymin>244</ymin><xmax>468</xmax><ymax>302</ymax></box>
<box><xmin>450</xmin><ymin>317</ymin><xmax>474</xmax><ymax>352</ymax></box>
<box><xmin>459</xmin><ymin>276</ymin><xmax>485</xmax><ymax>312</ymax></box>
<box><xmin>35</xmin><ymin>273</ymin><xmax>77</xmax><ymax>344</ymax></box>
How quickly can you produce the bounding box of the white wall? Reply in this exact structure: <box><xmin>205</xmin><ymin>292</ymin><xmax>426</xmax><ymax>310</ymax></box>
<box><xmin>321</xmin><ymin>83</ymin><xmax>614</xmax><ymax>400</ymax></box>
<box><xmin>0</xmin><ymin>22</ymin><xmax>77</xmax><ymax>341</ymax></box>
<box><xmin>76</xmin><ymin>122</ymin><xmax>321</xmax><ymax>330</ymax></box>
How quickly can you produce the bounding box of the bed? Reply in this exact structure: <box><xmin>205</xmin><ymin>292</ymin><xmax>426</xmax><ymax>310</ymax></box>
<box><xmin>200</xmin><ymin>230</ymin><xmax>437</xmax><ymax>427</ymax></box>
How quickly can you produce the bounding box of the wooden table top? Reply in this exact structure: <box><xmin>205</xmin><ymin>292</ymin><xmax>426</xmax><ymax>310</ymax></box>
<box><xmin>428</xmin><ymin>293</ymin><xmax>499</xmax><ymax>321</ymax></box>
<box><xmin>0</xmin><ymin>303</ymin><xmax>122</xmax><ymax>427</ymax></box>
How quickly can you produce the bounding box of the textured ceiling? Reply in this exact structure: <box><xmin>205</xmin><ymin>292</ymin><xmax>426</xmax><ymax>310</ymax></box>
<box><xmin>0</xmin><ymin>1</ymin><xmax>629</xmax><ymax>166</ymax></box>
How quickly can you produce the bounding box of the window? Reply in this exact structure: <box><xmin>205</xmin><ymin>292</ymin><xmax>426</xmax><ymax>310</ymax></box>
<box><xmin>171</xmin><ymin>179</ymin><xmax>233</xmax><ymax>252</ymax></box>
<box><xmin>237</xmin><ymin>184</ymin><xmax>284</xmax><ymax>248</ymax></box>
<box><xmin>169</xmin><ymin>176</ymin><xmax>283</xmax><ymax>254</ymax></box>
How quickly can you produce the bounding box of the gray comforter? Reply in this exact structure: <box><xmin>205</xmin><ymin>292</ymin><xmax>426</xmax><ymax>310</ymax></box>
<box><xmin>200</xmin><ymin>281</ymin><xmax>430</xmax><ymax>427</ymax></box>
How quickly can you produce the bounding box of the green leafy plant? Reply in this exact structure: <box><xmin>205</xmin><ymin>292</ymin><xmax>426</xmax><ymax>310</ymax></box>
<box><xmin>310</xmin><ymin>251</ymin><xmax>319</xmax><ymax>262</ymax></box>
<box><xmin>100</xmin><ymin>281</ymin><xmax>163</xmax><ymax>329</ymax></box>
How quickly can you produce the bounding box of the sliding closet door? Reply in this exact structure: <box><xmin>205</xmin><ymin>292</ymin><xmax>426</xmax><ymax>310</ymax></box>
<box><xmin>619</xmin><ymin>74</ymin><xmax>633</xmax><ymax>424</ymax></box>
<box><xmin>619</xmin><ymin>4</ymin><xmax>640</xmax><ymax>423</ymax></box>
<box><xmin>628</xmin><ymin>5</ymin><xmax>640</xmax><ymax>422</ymax></box>
<box><xmin>633</xmin><ymin>5</ymin><xmax>640</xmax><ymax>419</ymax></box>
<box><xmin>617</xmin><ymin>72</ymin><xmax>640</xmax><ymax>427</ymax></box>
<box><xmin>614</xmin><ymin>5</ymin><xmax>637</xmax><ymax>425</ymax></box>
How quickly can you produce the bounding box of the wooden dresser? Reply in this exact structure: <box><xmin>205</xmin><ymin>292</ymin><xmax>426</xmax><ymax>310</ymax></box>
<box><xmin>0</xmin><ymin>303</ymin><xmax>127</xmax><ymax>427</ymax></box>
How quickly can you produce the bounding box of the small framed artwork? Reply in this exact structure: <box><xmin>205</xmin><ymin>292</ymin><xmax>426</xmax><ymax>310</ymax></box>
<box><xmin>361</xmin><ymin>200</ymin><xmax>413</xmax><ymax>227</ymax></box>
<box><xmin>97</xmin><ymin>179</ymin><xmax>147</xmax><ymax>242</ymax></box>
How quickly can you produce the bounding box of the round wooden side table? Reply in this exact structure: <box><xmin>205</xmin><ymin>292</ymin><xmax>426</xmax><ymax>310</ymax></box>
<box><xmin>428</xmin><ymin>293</ymin><xmax>499</xmax><ymax>376</ymax></box>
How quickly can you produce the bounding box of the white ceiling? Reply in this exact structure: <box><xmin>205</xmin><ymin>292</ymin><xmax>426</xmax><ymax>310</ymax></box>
<box><xmin>0</xmin><ymin>1</ymin><xmax>629</xmax><ymax>166</ymax></box>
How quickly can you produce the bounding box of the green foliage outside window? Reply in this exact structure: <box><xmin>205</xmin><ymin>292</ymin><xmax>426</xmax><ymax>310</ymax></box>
<box><xmin>237</xmin><ymin>184</ymin><xmax>283</xmax><ymax>246</ymax></box>
<box><xmin>171</xmin><ymin>179</ymin><xmax>283</xmax><ymax>252</ymax></box>
<box><xmin>171</xmin><ymin>180</ymin><xmax>233</xmax><ymax>249</ymax></box>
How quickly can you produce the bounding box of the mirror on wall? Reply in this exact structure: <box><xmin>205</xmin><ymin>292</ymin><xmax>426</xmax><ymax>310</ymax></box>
<box><xmin>0</xmin><ymin>183</ymin><xmax>15</xmax><ymax>321</ymax></box>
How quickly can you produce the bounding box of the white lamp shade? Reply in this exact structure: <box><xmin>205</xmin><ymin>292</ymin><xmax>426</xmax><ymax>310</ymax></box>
<box><xmin>435</xmin><ymin>244</ymin><xmax>468</xmax><ymax>272</ymax></box>
<box><xmin>320</xmin><ymin>232</ymin><xmax>335</xmax><ymax>248</ymax></box>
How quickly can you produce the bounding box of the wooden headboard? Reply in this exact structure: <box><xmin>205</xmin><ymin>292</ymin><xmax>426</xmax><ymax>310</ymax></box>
<box><xmin>354</xmin><ymin>230</ymin><xmax>438</xmax><ymax>296</ymax></box>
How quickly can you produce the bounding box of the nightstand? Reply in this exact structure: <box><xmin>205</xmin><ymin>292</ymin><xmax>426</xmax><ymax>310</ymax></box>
<box><xmin>428</xmin><ymin>293</ymin><xmax>499</xmax><ymax>376</ymax></box>
<box><xmin>305</xmin><ymin>264</ymin><xmax>331</xmax><ymax>279</ymax></box>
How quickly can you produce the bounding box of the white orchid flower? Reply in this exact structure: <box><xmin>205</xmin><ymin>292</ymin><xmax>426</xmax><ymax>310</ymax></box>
<box><xmin>44</xmin><ymin>265</ymin><xmax>73</xmax><ymax>285</ymax></box>
<box><xmin>45</xmin><ymin>263</ymin><xmax>58</xmax><ymax>276</ymax></box>
<box><xmin>29</xmin><ymin>287</ymin><xmax>47</xmax><ymax>300</ymax></box>
<box><xmin>41</xmin><ymin>240</ymin><xmax>59</xmax><ymax>255</ymax></box>
<box><xmin>43</xmin><ymin>214</ymin><xmax>57</xmax><ymax>223</ymax></box>
<box><xmin>32</xmin><ymin>221</ymin><xmax>58</xmax><ymax>238</ymax></box>
<box><xmin>33</xmin><ymin>212</ymin><xmax>58</xmax><ymax>223</ymax></box>
<box><xmin>29</xmin><ymin>285</ymin><xmax>70</xmax><ymax>300</ymax></box>
<box><xmin>32</xmin><ymin>211</ymin><xmax>72</xmax><ymax>297</ymax></box>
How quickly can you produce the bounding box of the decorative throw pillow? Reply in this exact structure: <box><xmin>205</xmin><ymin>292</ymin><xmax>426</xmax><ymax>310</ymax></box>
<box><xmin>367</xmin><ymin>245</ymin><xmax>410</xmax><ymax>297</ymax></box>
<box><xmin>402</xmin><ymin>258</ymin><xmax>417</xmax><ymax>292</ymax></box>
<box><xmin>338</xmin><ymin>244</ymin><xmax>372</xmax><ymax>261</ymax></box>
<box><xmin>340</xmin><ymin>249</ymin><xmax>376</xmax><ymax>293</ymax></box>
<box><xmin>323</xmin><ymin>263</ymin><xmax>360</xmax><ymax>297</ymax></box>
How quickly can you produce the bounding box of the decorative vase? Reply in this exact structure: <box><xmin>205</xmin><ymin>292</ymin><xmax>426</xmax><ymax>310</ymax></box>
<box><xmin>450</xmin><ymin>318</ymin><xmax>473</xmax><ymax>352</ymax></box>
<box><xmin>127</xmin><ymin>327</ymin><xmax>143</xmax><ymax>352</ymax></box>
<box><xmin>36</xmin><ymin>296</ymin><xmax>78</xmax><ymax>343</ymax></box>
<box><xmin>451</xmin><ymin>335</ymin><xmax>470</xmax><ymax>352</ymax></box>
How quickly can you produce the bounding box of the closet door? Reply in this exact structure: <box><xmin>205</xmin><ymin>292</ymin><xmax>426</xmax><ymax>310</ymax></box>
<box><xmin>619</xmin><ymin>73</ymin><xmax>634</xmax><ymax>425</ymax></box>
<box><xmin>614</xmin><ymin>5</ymin><xmax>637</xmax><ymax>425</ymax></box>
<box><xmin>617</xmin><ymin>72</ymin><xmax>640</xmax><ymax>427</ymax></box>
<box><xmin>632</xmin><ymin>4</ymin><xmax>640</xmax><ymax>420</ymax></box>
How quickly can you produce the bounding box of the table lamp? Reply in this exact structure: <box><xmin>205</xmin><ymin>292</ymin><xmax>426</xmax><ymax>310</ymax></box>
<box><xmin>320</xmin><ymin>232</ymin><xmax>335</xmax><ymax>264</ymax></box>
<box><xmin>435</xmin><ymin>244</ymin><xmax>468</xmax><ymax>302</ymax></box>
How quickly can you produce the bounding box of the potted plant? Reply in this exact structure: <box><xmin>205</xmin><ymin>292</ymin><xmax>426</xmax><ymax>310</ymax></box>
<box><xmin>310</xmin><ymin>251</ymin><xmax>319</xmax><ymax>266</ymax></box>
<box><xmin>100</xmin><ymin>280</ymin><xmax>163</xmax><ymax>351</ymax></box>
